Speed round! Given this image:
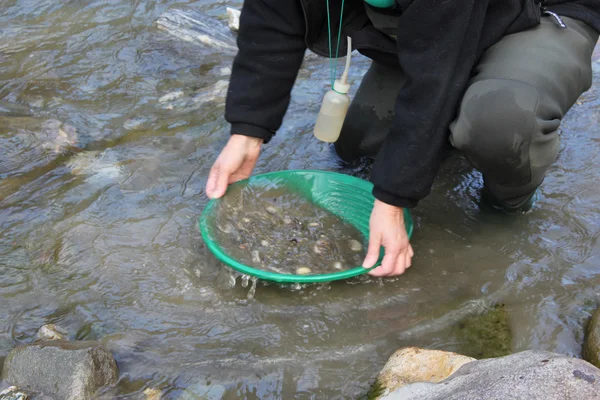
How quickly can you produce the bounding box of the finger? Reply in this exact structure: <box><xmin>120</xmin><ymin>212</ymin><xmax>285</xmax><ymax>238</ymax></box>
<box><xmin>388</xmin><ymin>249</ymin><xmax>406</xmax><ymax>276</ymax></box>
<box><xmin>206</xmin><ymin>163</ymin><xmax>220</xmax><ymax>198</ymax></box>
<box><xmin>362</xmin><ymin>231</ymin><xmax>382</xmax><ymax>269</ymax></box>
<box><xmin>207</xmin><ymin>163</ymin><xmax>230</xmax><ymax>199</ymax></box>
<box><xmin>370</xmin><ymin>245</ymin><xmax>400</xmax><ymax>277</ymax></box>
<box><xmin>405</xmin><ymin>250</ymin><xmax>412</xmax><ymax>269</ymax></box>
<box><xmin>408</xmin><ymin>244</ymin><xmax>414</xmax><ymax>258</ymax></box>
<box><xmin>229</xmin><ymin>170</ymin><xmax>250</xmax><ymax>185</ymax></box>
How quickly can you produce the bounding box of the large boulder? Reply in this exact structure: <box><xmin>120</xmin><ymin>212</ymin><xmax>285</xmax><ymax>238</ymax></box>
<box><xmin>583</xmin><ymin>308</ymin><xmax>600</xmax><ymax>368</ymax></box>
<box><xmin>368</xmin><ymin>347</ymin><xmax>475</xmax><ymax>399</ymax></box>
<box><xmin>380</xmin><ymin>350</ymin><xmax>600</xmax><ymax>400</ymax></box>
<box><xmin>2</xmin><ymin>340</ymin><xmax>118</xmax><ymax>400</ymax></box>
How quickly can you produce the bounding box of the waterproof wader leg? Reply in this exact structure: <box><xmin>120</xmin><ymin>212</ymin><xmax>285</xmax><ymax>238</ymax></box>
<box><xmin>450</xmin><ymin>16</ymin><xmax>599</xmax><ymax>211</ymax></box>
<box><xmin>334</xmin><ymin>62</ymin><xmax>406</xmax><ymax>162</ymax></box>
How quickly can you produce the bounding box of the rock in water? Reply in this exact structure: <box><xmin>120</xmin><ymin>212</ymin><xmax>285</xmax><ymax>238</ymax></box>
<box><xmin>583</xmin><ymin>308</ymin><xmax>600</xmax><ymax>368</ymax></box>
<box><xmin>0</xmin><ymin>387</ymin><xmax>29</xmax><ymax>400</ymax></box>
<box><xmin>2</xmin><ymin>340</ymin><xmax>119</xmax><ymax>400</ymax></box>
<box><xmin>447</xmin><ymin>302</ymin><xmax>511</xmax><ymax>359</ymax></box>
<box><xmin>157</xmin><ymin>80</ymin><xmax>229</xmax><ymax>113</ymax></box>
<box><xmin>143</xmin><ymin>388</ymin><xmax>162</xmax><ymax>400</ymax></box>
<box><xmin>39</xmin><ymin>119</ymin><xmax>79</xmax><ymax>154</ymax></box>
<box><xmin>226</xmin><ymin>7</ymin><xmax>240</xmax><ymax>32</ymax></box>
<box><xmin>36</xmin><ymin>324</ymin><xmax>68</xmax><ymax>341</ymax></box>
<box><xmin>0</xmin><ymin>102</ymin><xmax>32</xmax><ymax>117</ymax></box>
<box><xmin>379</xmin><ymin>350</ymin><xmax>600</xmax><ymax>400</ymax></box>
<box><xmin>369</xmin><ymin>347</ymin><xmax>475</xmax><ymax>399</ymax></box>
<box><xmin>155</xmin><ymin>8</ymin><xmax>238</xmax><ymax>54</ymax></box>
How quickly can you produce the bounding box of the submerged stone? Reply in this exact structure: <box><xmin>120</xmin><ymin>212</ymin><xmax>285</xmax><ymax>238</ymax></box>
<box><xmin>2</xmin><ymin>340</ymin><xmax>119</xmax><ymax>400</ymax></box>
<box><xmin>447</xmin><ymin>302</ymin><xmax>512</xmax><ymax>359</ymax></box>
<box><xmin>0</xmin><ymin>387</ymin><xmax>29</xmax><ymax>400</ymax></box>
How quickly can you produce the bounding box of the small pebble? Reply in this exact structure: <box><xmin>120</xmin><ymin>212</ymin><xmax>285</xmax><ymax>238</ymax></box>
<box><xmin>308</xmin><ymin>222</ymin><xmax>320</xmax><ymax>227</ymax></box>
<box><xmin>251</xmin><ymin>250</ymin><xmax>261</xmax><ymax>263</ymax></box>
<box><xmin>158</xmin><ymin>90</ymin><xmax>183</xmax><ymax>103</ymax></box>
<box><xmin>242</xmin><ymin>218</ymin><xmax>250</xmax><ymax>223</ymax></box>
<box><xmin>265</xmin><ymin>206</ymin><xmax>277</xmax><ymax>214</ymax></box>
<box><xmin>348</xmin><ymin>239</ymin><xmax>363</xmax><ymax>252</ymax></box>
<box><xmin>296</xmin><ymin>267</ymin><xmax>312</xmax><ymax>275</ymax></box>
<box><xmin>283</xmin><ymin>217</ymin><xmax>292</xmax><ymax>224</ymax></box>
<box><xmin>123</xmin><ymin>117</ymin><xmax>147</xmax><ymax>131</ymax></box>
<box><xmin>313</xmin><ymin>244</ymin><xmax>321</xmax><ymax>254</ymax></box>
<box><xmin>333</xmin><ymin>261</ymin><xmax>343</xmax><ymax>270</ymax></box>
<box><xmin>260</xmin><ymin>240</ymin><xmax>269</xmax><ymax>247</ymax></box>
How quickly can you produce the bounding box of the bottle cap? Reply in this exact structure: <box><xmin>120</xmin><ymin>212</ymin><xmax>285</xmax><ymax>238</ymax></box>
<box><xmin>333</xmin><ymin>79</ymin><xmax>350</xmax><ymax>94</ymax></box>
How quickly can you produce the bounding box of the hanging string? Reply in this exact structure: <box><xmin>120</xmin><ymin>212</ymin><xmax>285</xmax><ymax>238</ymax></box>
<box><xmin>326</xmin><ymin>0</ymin><xmax>346</xmax><ymax>88</ymax></box>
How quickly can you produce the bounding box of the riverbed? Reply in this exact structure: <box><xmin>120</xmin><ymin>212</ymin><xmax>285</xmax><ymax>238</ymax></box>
<box><xmin>1</xmin><ymin>1</ymin><xmax>600</xmax><ymax>398</ymax></box>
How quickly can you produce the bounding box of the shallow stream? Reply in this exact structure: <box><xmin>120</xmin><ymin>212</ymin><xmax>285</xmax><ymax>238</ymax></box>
<box><xmin>1</xmin><ymin>1</ymin><xmax>600</xmax><ymax>398</ymax></box>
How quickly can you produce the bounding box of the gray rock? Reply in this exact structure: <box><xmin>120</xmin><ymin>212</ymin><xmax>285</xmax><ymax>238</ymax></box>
<box><xmin>583</xmin><ymin>308</ymin><xmax>600</xmax><ymax>368</ymax></box>
<box><xmin>2</xmin><ymin>340</ymin><xmax>118</xmax><ymax>400</ymax></box>
<box><xmin>381</xmin><ymin>350</ymin><xmax>600</xmax><ymax>400</ymax></box>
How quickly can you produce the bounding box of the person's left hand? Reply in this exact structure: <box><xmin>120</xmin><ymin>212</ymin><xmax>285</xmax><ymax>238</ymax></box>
<box><xmin>362</xmin><ymin>199</ymin><xmax>414</xmax><ymax>276</ymax></box>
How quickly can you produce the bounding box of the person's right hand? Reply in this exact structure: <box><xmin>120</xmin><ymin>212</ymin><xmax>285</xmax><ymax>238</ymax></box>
<box><xmin>206</xmin><ymin>134</ymin><xmax>263</xmax><ymax>199</ymax></box>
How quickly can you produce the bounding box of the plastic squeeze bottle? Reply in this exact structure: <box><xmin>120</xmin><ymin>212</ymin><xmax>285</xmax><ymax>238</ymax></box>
<box><xmin>313</xmin><ymin>36</ymin><xmax>353</xmax><ymax>143</ymax></box>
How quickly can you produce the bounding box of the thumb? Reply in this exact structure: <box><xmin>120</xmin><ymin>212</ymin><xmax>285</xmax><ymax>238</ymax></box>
<box><xmin>206</xmin><ymin>163</ymin><xmax>230</xmax><ymax>199</ymax></box>
<box><xmin>362</xmin><ymin>231</ymin><xmax>381</xmax><ymax>269</ymax></box>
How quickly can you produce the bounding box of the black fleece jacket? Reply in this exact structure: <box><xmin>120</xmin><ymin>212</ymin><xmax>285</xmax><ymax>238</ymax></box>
<box><xmin>224</xmin><ymin>0</ymin><xmax>600</xmax><ymax>209</ymax></box>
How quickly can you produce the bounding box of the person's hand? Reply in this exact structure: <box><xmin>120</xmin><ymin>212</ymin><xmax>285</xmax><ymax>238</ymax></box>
<box><xmin>362</xmin><ymin>199</ymin><xmax>414</xmax><ymax>276</ymax></box>
<box><xmin>206</xmin><ymin>134</ymin><xmax>263</xmax><ymax>199</ymax></box>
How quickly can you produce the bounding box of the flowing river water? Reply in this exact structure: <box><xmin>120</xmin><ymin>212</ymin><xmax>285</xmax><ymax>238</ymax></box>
<box><xmin>1</xmin><ymin>1</ymin><xmax>600</xmax><ymax>398</ymax></box>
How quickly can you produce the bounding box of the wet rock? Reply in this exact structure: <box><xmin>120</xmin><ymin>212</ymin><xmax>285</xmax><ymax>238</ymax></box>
<box><xmin>0</xmin><ymin>386</ymin><xmax>29</xmax><ymax>400</ymax></box>
<box><xmin>379</xmin><ymin>350</ymin><xmax>600</xmax><ymax>400</ymax></box>
<box><xmin>369</xmin><ymin>347</ymin><xmax>475</xmax><ymax>399</ymax></box>
<box><xmin>123</xmin><ymin>117</ymin><xmax>149</xmax><ymax>131</ymax></box>
<box><xmin>226</xmin><ymin>7</ymin><xmax>240</xmax><ymax>32</ymax></box>
<box><xmin>583</xmin><ymin>308</ymin><xmax>600</xmax><ymax>368</ymax></box>
<box><xmin>156</xmin><ymin>8</ymin><xmax>321</xmax><ymax>65</ymax></box>
<box><xmin>155</xmin><ymin>8</ymin><xmax>238</xmax><ymax>54</ymax></box>
<box><xmin>143</xmin><ymin>388</ymin><xmax>162</xmax><ymax>400</ymax></box>
<box><xmin>0</xmin><ymin>102</ymin><xmax>32</xmax><ymax>117</ymax></box>
<box><xmin>2</xmin><ymin>340</ymin><xmax>119</xmax><ymax>400</ymax></box>
<box><xmin>158</xmin><ymin>90</ymin><xmax>183</xmax><ymax>103</ymax></box>
<box><xmin>178</xmin><ymin>382</ymin><xmax>226</xmax><ymax>399</ymax></box>
<box><xmin>65</xmin><ymin>149</ymin><xmax>124</xmax><ymax>183</ymax></box>
<box><xmin>158</xmin><ymin>80</ymin><xmax>229</xmax><ymax>113</ymax></box>
<box><xmin>36</xmin><ymin>324</ymin><xmax>68</xmax><ymax>341</ymax></box>
<box><xmin>39</xmin><ymin>119</ymin><xmax>79</xmax><ymax>153</ymax></box>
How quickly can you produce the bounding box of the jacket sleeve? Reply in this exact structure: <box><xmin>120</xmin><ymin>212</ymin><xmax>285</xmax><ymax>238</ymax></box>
<box><xmin>370</xmin><ymin>2</ymin><xmax>491</xmax><ymax>209</ymax></box>
<box><xmin>225</xmin><ymin>0</ymin><xmax>308</xmax><ymax>144</ymax></box>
